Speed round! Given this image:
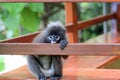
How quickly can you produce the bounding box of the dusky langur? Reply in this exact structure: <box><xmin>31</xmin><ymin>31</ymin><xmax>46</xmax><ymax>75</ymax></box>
<box><xmin>27</xmin><ymin>21</ymin><xmax>68</xmax><ymax>80</ymax></box>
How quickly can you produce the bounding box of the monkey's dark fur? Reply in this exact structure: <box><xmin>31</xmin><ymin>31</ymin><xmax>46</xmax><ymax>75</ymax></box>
<box><xmin>27</xmin><ymin>21</ymin><xmax>68</xmax><ymax>80</ymax></box>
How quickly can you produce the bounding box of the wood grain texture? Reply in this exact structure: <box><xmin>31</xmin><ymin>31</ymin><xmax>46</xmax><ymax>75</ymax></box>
<box><xmin>66</xmin><ymin>13</ymin><xmax>116</xmax><ymax>31</ymax></box>
<box><xmin>1</xmin><ymin>65</ymin><xmax>120</xmax><ymax>80</ymax></box>
<box><xmin>63</xmin><ymin>69</ymin><xmax>120</xmax><ymax>79</ymax></box>
<box><xmin>76</xmin><ymin>12</ymin><xmax>116</xmax><ymax>30</ymax></box>
<box><xmin>116</xmin><ymin>4</ymin><xmax>120</xmax><ymax>33</ymax></box>
<box><xmin>0</xmin><ymin>65</ymin><xmax>35</xmax><ymax>80</ymax></box>
<box><xmin>0</xmin><ymin>32</ymin><xmax>39</xmax><ymax>43</ymax></box>
<box><xmin>1</xmin><ymin>43</ymin><xmax>120</xmax><ymax>55</ymax></box>
<box><xmin>65</xmin><ymin>3</ymin><xmax>79</xmax><ymax>43</ymax></box>
<box><xmin>0</xmin><ymin>0</ymin><xmax>120</xmax><ymax>2</ymax></box>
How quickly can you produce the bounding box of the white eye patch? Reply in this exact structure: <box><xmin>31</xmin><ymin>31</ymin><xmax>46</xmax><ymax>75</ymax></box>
<box><xmin>48</xmin><ymin>36</ymin><xmax>54</xmax><ymax>40</ymax></box>
<box><xmin>48</xmin><ymin>35</ymin><xmax>60</xmax><ymax>40</ymax></box>
<box><xmin>55</xmin><ymin>36</ymin><xmax>60</xmax><ymax>40</ymax></box>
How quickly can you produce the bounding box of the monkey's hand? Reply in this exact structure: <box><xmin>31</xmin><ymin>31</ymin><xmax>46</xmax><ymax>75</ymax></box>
<box><xmin>50</xmin><ymin>75</ymin><xmax>61</xmax><ymax>80</ymax></box>
<box><xmin>39</xmin><ymin>74</ymin><xmax>47</xmax><ymax>80</ymax></box>
<box><xmin>60</xmin><ymin>40</ymin><xmax>68</xmax><ymax>50</ymax></box>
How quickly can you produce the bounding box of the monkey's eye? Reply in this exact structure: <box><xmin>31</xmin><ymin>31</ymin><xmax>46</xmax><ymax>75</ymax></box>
<box><xmin>55</xmin><ymin>36</ymin><xmax>60</xmax><ymax>40</ymax></box>
<box><xmin>48</xmin><ymin>36</ymin><xmax>53</xmax><ymax>40</ymax></box>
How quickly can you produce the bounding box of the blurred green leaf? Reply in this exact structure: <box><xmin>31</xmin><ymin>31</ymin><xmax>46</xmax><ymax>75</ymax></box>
<box><xmin>0</xmin><ymin>62</ymin><xmax>5</xmax><ymax>72</ymax></box>
<box><xmin>0</xmin><ymin>56</ymin><xmax>5</xmax><ymax>72</ymax></box>
<box><xmin>0</xmin><ymin>3</ymin><xmax>26</xmax><ymax>16</ymax></box>
<box><xmin>21</xmin><ymin>8</ymin><xmax>40</xmax><ymax>32</ymax></box>
<box><xmin>0</xmin><ymin>33</ymin><xmax>6</xmax><ymax>40</ymax></box>
<box><xmin>13</xmin><ymin>28</ymin><xmax>20</xmax><ymax>37</ymax></box>
<box><xmin>29</xmin><ymin>3</ymin><xmax>44</xmax><ymax>13</ymax></box>
<box><xmin>3</xmin><ymin>14</ymin><xmax>20</xmax><ymax>31</ymax></box>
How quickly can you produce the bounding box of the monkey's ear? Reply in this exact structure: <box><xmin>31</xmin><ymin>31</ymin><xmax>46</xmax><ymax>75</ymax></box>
<box><xmin>63</xmin><ymin>29</ymin><xmax>66</xmax><ymax>33</ymax></box>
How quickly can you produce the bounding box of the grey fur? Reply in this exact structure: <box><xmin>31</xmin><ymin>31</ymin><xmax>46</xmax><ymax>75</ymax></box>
<box><xmin>27</xmin><ymin>21</ymin><xmax>68</xmax><ymax>80</ymax></box>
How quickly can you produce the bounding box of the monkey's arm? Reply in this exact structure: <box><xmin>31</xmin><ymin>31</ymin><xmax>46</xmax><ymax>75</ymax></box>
<box><xmin>59</xmin><ymin>40</ymin><xmax>68</xmax><ymax>59</ymax></box>
<box><xmin>60</xmin><ymin>40</ymin><xmax>68</xmax><ymax>50</ymax></box>
<box><xmin>27</xmin><ymin>55</ymin><xmax>46</xmax><ymax>80</ymax></box>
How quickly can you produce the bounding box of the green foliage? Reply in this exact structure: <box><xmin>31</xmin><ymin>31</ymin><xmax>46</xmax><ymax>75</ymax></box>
<box><xmin>21</xmin><ymin>8</ymin><xmax>40</xmax><ymax>32</ymax></box>
<box><xmin>0</xmin><ymin>3</ymin><xmax>25</xmax><ymax>16</ymax></box>
<box><xmin>0</xmin><ymin>3</ymin><xmax>44</xmax><ymax>72</ymax></box>
<box><xmin>79</xmin><ymin>3</ymin><xmax>103</xmax><ymax>42</ymax></box>
<box><xmin>80</xmin><ymin>3</ymin><xmax>102</xmax><ymax>20</ymax></box>
<box><xmin>3</xmin><ymin>14</ymin><xmax>20</xmax><ymax>31</ymax></box>
<box><xmin>0</xmin><ymin>56</ymin><xmax>5</xmax><ymax>72</ymax></box>
<box><xmin>0</xmin><ymin>32</ymin><xmax>5</xmax><ymax>39</ymax></box>
<box><xmin>49</xmin><ymin>9</ymin><xmax>65</xmax><ymax>24</ymax></box>
<box><xmin>0</xmin><ymin>3</ymin><xmax>44</xmax><ymax>40</ymax></box>
<box><xmin>81</xmin><ymin>23</ymin><xmax>103</xmax><ymax>42</ymax></box>
<box><xmin>29</xmin><ymin>3</ymin><xmax>44</xmax><ymax>13</ymax></box>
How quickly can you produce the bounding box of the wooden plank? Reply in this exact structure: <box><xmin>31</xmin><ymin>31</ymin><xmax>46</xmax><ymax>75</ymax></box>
<box><xmin>63</xmin><ymin>56</ymin><xmax>115</xmax><ymax>69</ymax></box>
<box><xmin>0</xmin><ymin>79</ymin><xmax>20</xmax><ymax>80</ymax></box>
<box><xmin>1</xmin><ymin>43</ymin><xmax>120</xmax><ymax>55</ymax></box>
<box><xmin>65</xmin><ymin>3</ymin><xmax>78</xmax><ymax>25</ymax></box>
<box><xmin>0</xmin><ymin>65</ymin><xmax>35</xmax><ymax>80</ymax></box>
<box><xmin>79</xmin><ymin>33</ymin><xmax>119</xmax><ymax>68</ymax></box>
<box><xmin>0</xmin><ymin>32</ymin><xmax>39</xmax><ymax>43</ymax></box>
<box><xmin>63</xmin><ymin>68</ymin><xmax>120</xmax><ymax>79</ymax></box>
<box><xmin>116</xmin><ymin>4</ymin><xmax>120</xmax><ymax>33</ymax></box>
<box><xmin>1</xmin><ymin>65</ymin><xmax>120</xmax><ymax>80</ymax></box>
<box><xmin>0</xmin><ymin>0</ymin><xmax>120</xmax><ymax>2</ymax></box>
<box><xmin>76</xmin><ymin>13</ymin><xmax>116</xmax><ymax>30</ymax></box>
<box><xmin>65</xmin><ymin>3</ymin><xmax>78</xmax><ymax>43</ymax></box>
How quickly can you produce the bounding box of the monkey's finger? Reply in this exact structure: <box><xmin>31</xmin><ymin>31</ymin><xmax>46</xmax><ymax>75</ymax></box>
<box><xmin>60</xmin><ymin>40</ymin><xmax>68</xmax><ymax>50</ymax></box>
<box><xmin>39</xmin><ymin>74</ymin><xmax>47</xmax><ymax>80</ymax></box>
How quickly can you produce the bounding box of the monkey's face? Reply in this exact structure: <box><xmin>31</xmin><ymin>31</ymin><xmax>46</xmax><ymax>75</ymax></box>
<box><xmin>47</xmin><ymin>34</ymin><xmax>60</xmax><ymax>44</ymax></box>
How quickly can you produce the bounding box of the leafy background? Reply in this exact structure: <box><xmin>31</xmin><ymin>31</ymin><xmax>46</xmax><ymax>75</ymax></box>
<box><xmin>0</xmin><ymin>2</ymin><xmax>112</xmax><ymax>72</ymax></box>
<box><xmin>0</xmin><ymin>3</ymin><xmax>44</xmax><ymax>39</ymax></box>
<box><xmin>0</xmin><ymin>3</ymin><xmax>44</xmax><ymax>72</ymax></box>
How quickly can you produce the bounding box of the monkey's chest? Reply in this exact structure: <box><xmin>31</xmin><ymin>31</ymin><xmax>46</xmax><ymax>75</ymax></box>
<box><xmin>38</xmin><ymin>56</ymin><xmax>52</xmax><ymax>69</ymax></box>
<box><xmin>38</xmin><ymin>56</ymin><xmax>55</xmax><ymax>77</ymax></box>
<box><xmin>40</xmin><ymin>60</ymin><xmax>55</xmax><ymax>77</ymax></box>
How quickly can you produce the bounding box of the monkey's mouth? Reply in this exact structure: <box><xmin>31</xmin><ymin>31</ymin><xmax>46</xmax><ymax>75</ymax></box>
<box><xmin>51</xmin><ymin>41</ymin><xmax>56</xmax><ymax>44</ymax></box>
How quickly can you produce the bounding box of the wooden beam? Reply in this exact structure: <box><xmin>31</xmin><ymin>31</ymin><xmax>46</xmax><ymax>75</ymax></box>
<box><xmin>64</xmin><ymin>69</ymin><xmax>120</xmax><ymax>79</ymax></box>
<box><xmin>65</xmin><ymin>3</ymin><xmax>78</xmax><ymax>24</ymax></box>
<box><xmin>1</xmin><ymin>65</ymin><xmax>120</xmax><ymax>80</ymax></box>
<box><xmin>1</xmin><ymin>43</ymin><xmax>120</xmax><ymax>55</ymax></box>
<box><xmin>0</xmin><ymin>32</ymin><xmax>39</xmax><ymax>43</ymax></box>
<box><xmin>0</xmin><ymin>78</ymin><xmax>23</xmax><ymax>80</ymax></box>
<box><xmin>66</xmin><ymin>13</ymin><xmax>116</xmax><ymax>31</ymax></box>
<box><xmin>0</xmin><ymin>0</ymin><xmax>120</xmax><ymax>2</ymax></box>
<box><xmin>0</xmin><ymin>65</ymin><xmax>35</xmax><ymax>80</ymax></box>
<box><xmin>76</xmin><ymin>12</ymin><xmax>116</xmax><ymax>30</ymax></box>
<box><xmin>65</xmin><ymin>3</ymin><xmax>78</xmax><ymax>43</ymax></box>
<box><xmin>116</xmin><ymin>4</ymin><xmax>120</xmax><ymax>33</ymax></box>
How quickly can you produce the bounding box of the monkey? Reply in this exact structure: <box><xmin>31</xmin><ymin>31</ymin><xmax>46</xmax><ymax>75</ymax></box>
<box><xmin>27</xmin><ymin>21</ymin><xmax>68</xmax><ymax>80</ymax></box>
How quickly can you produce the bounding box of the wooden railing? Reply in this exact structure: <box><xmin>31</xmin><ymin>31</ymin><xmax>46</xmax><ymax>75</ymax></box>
<box><xmin>1</xmin><ymin>43</ymin><xmax>120</xmax><ymax>56</ymax></box>
<box><xmin>0</xmin><ymin>0</ymin><xmax>120</xmax><ymax>2</ymax></box>
<box><xmin>67</xmin><ymin>13</ymin><xmax>116</xmax><ymax>30</ymax></box>
<box><xmin>1</xmin><ymin>2</ymin><xmax>120</xmax><ymax>80</ymax></box>
<box><xmin>1</xmin><ymin>13</ymin><xmax>116</xmax><ymax>43</ymax></box>
<box><xmin>0</xmin><ymin>32</ymin><xmax>40</xmax><ymax>43</ymax></box>
<box><xmin>0</xmin><ymin>12</ymin><xmax>118</xmax><ymax>55</ymax></box>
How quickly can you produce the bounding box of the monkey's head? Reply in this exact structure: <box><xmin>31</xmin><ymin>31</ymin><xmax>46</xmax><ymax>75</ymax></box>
<box><xmin>44</xmin><ymin>21</ymin><xmax>66</xmax><ymax>44</ymax></box>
